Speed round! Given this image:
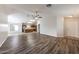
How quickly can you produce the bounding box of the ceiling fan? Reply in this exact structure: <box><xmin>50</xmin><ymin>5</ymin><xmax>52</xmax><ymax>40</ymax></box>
<box><xmin>26</xmin><ymin>10</ymin><xmax>42</xmax><ymax>20</ymax></box>
<box><xmin>32</xmin><ymin>10</ymin><xmax>42</xmax><ymax>19</ymax></box>
<box><xmin>26</xmin><ymin>4</ymin><xmax>52</xmax><ymax>19</ymax></box>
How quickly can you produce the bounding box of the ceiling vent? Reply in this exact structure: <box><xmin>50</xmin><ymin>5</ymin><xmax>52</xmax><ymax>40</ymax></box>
<box><xmin>46</xmin><ymin>4</ymin><xmax>52</xmax><ymax>8</ymax></box>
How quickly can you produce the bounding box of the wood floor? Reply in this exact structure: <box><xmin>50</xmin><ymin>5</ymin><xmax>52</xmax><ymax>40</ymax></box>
<box><xmin>0</xmin><ymin>33</ymin><xmax>79</xmax><ymax>54</ymax></box>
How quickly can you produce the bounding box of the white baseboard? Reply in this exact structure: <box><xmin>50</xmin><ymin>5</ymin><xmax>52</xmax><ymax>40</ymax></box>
<box><xmin>40</xmin><ymin>33</ymin><xmax>57</xmax><ymax>37</ymax></box>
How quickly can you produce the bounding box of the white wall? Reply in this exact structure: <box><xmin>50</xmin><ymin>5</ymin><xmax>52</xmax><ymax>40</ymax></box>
<box><xmin>40</xmin><ymin>16</ymin><xmax>57</xmax><ymax>37</ymax></box>
<box><xmin>57</xmin><ymin>16</ymin><xmax>64</xmax><ymax>37</ymax></box>
<box><xmin>0</xmin><ymin>14</ymin><xmax>8</xmax><ymax>47</ymax></box>
<box><xmin>0</xmin><ymin>24</ymin><xmax>8</xmax><ymax>32</ymax></box>
<box><xmin>0</xmin><ymin>14</ymin><xmax>7</xmax><ymax>24</ymax></box>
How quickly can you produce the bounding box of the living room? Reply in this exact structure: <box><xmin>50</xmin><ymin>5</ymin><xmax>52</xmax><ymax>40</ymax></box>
<box><xmin>0</xmin><ymin>4</ymin><xmax>79</xmax><ymax>54</ymax></box>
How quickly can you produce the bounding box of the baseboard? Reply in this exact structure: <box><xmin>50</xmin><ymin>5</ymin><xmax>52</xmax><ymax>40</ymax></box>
<box><xmin>40</xmin><ymin>33</ymin><xmax>57</xmax><ymax>37</ymax></box>
<box><xmin>64</xmin><ymin>36</ymin><xmax>79</xmax><ymax>39</ymax></box>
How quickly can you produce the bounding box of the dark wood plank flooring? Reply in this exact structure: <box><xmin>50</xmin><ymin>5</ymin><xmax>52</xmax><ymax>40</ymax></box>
<box><xmin>0</xmin><ymin>33</ymin><xmax>79</xmax><ymax>54</ymax></box>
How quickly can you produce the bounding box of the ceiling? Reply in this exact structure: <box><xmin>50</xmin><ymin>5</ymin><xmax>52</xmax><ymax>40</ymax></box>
<box><xmin>0</xmin><ymin>4</ymin><xmax>79</xmax><ymax>23</ymax></box>
<box><xmin>0</xmin><ymin>4</ymin><xmax>79</xmax><ymax>16</ymax></box>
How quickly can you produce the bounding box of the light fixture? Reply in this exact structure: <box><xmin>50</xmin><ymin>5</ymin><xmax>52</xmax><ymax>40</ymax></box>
<box><xmin>30</xmin><ymin>20</ymin><xmax>36</xmax><ymax>22</ymax></box>
<box><xmin>26</xmin><ymin>10</ymin><xmax>42</xmax><ymax>20</ymax></box>
<box><xmin>68</xmin><ymin>16</ymin><xmax>73</xmax><ymax>17</ymax></box>
<box><xmin>27</xmin><ymin>20</ymin><xmax>36</xmax><ymax>24</ymax></box>
<box><xmin>27</xmin><ymin>22</ymin><xmax>33</xmax><ymax>24</ymax></box>
<box><xmin>32</xmin><ymin>10</ymin><xmax>42</xmax><ymax>19</ymax></box>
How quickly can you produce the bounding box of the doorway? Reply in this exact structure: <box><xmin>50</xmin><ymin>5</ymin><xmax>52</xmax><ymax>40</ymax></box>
<box><xmin>64</xmin><ymin>17</ymin><xmax>79</xmax><ymax>38</ymax></box>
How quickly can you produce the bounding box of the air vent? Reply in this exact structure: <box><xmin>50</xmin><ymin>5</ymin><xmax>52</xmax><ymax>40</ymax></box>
<box><xmin>46</xmin><ymin>4</ymin><xmax>52</xmax><ymax>7</ymax></box>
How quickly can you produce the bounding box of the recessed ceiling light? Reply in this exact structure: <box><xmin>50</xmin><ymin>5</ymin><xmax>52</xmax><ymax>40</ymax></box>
<box><xmin>68</xmin><ymin>16</ymin><xmax>73</xmax><ymax>17</ymax></box>
<box><xmin>30</xmin><ymin>20</ymin><xmax>35</xmax><ymax>22</ymax></box>
<box><xmin>27</xmin><ymin>22</ymin><xmax>32</xmax><ymax>23</ymax></box>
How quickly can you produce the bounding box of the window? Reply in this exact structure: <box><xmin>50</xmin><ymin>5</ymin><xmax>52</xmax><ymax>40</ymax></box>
<box><xmin>10</xmin><ymin>24</ymin><xmax>19</xmax><ymax>32</ymax></box>
<box><xmin>14</xmin><ymin>25</ymin><xmax>19</xmax><ymax>31</ymax></box>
